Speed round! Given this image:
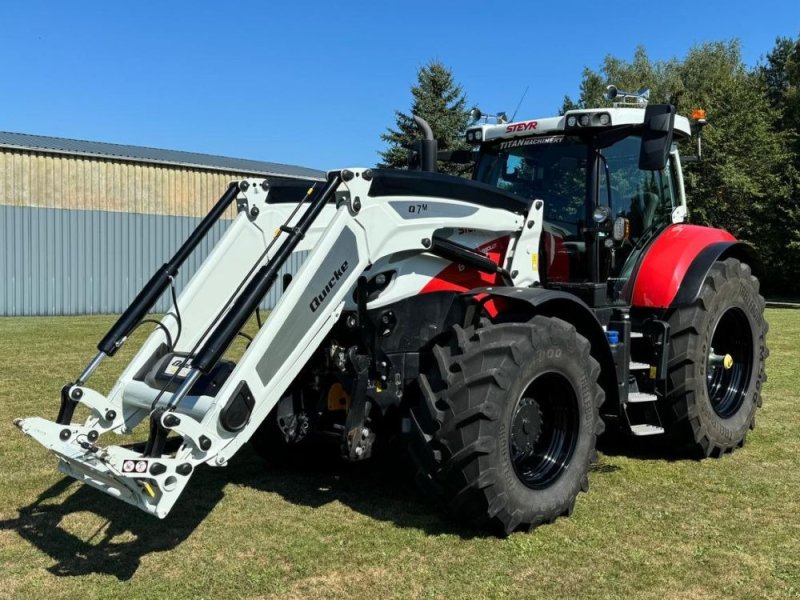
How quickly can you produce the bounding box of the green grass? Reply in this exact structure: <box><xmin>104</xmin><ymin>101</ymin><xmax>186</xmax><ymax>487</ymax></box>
<box><xmin>0</xmin><ymin>310</ymin><xmax>798</xmax><ymax>599</ymax></box>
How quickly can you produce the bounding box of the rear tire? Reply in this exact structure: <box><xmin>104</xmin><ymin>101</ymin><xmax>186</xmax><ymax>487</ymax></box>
<box><xmin>409</xmin><ymin>316</ymin><xmax>604</xmax><ymax>535</ymax></box>
<box><xmin>663</xmin><ymin>258</ymin><xmax>768</xmax><ymax>456</ymax></box>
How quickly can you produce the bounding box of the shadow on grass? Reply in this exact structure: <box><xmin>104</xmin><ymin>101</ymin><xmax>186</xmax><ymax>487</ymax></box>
<box><xmin>0</xmin><ymin>467</ymin><xmax>226</xmax><ymax>581</ymax></box>
<box><xmin>1</xmin><ymin>431</ymin><xmax>697</xmax><ymax>580</ymax></box>
<box><xmin>0</xmin><ymin>447</ymin><xmax>483</xmax><ymax>580</ymax></box>
<box><xmin>597</xmin><ymin>427</ymin><xmax>702</xmax><ymax>462</ymax></box>
<box><xmin>228</xmin><ymin>447</ymin><xmax>486</xmax><ymax>537</ymax></box>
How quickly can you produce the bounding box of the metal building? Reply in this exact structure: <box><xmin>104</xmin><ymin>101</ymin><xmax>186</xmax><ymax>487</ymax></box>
<box><xmin>0</xmin><ymin>131</ymin><xmax>324</xmax><ymax>316</ymax></box>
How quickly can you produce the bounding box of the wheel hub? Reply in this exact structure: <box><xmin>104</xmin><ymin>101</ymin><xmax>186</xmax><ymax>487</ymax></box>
<box><xmin>511</xmin><ymin>398</ymin><xmax>542</xmax><ymax>459</ymax></box>
<box><xmin>708</xmin><ymin>349</ymin><xmax>734</xmax><ymax>370</ymax></box>
<box><xmin>705</xmin><ymin>307</ymin><xmax>754</xmax><ymax>419</ymax></box>
<box><xmin>509</xmin><ymin>372</ymin><xmax>580</xmax><ymax>490</ymax></box>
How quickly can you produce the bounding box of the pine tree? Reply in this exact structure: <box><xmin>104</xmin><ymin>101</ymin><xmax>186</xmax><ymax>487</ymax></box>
<box><xmin>379</xmin><ymin>61</ymin><xmax>470</xmax><ymax>176</ymax></box>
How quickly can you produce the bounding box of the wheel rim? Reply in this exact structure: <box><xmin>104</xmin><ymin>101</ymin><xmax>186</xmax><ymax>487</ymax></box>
<box><xmin>706</xmin><ymin>307</ymin><xmax>754</xmax><ymax>419</ymax></box>
<box><xmin>510</xmin><ymin>372</ymin><xmax>580</xmax><ymax>490</ymax></box>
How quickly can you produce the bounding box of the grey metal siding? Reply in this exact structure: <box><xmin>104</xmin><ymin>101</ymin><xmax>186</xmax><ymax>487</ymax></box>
<box><xmin>0</xmin><ymin>145</ymin><xmax>318</xmax><ymax>316</ymax></box>
<box><xmin>0</xmin><ymin>205</ymin><xmax>306</xmax><ymax>316</ymax></box>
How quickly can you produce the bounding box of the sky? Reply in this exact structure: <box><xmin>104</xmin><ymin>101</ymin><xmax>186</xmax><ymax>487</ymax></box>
<box><xmin>0</xmin><ymin>1</ymin><xmax>797</xmax><ymax>171</ymax></box>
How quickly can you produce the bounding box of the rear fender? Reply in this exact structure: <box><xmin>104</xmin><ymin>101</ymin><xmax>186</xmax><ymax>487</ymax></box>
<box><xmin>671</xmin><ymin>241</ymin><xmax>763</xmax><ymax>307</ymax></box>
<box><xmin>630</xmin><ymin>224</ymin><xmax>743</xmax><ymax>309</ymax></box>
<box><xmin>467</xmin><ymin>287</ymin><xmax>618</xmax><ymax>409</ymax></box>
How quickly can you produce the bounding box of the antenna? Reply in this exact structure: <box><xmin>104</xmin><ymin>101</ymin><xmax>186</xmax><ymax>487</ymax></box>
<box><xmin>510</xmin><ymin>85</ymin><xmax>529</xmax><ymax>122</ymax></box>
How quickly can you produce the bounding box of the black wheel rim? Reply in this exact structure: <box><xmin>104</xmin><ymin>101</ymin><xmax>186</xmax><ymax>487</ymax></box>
<box><xmin>706</xmin><ymin>307</ymin><xmax>754</xmax><ymax>419</ymax></box>
<box><xmin>510</xmin><ymin>372</ymin><xmax>580</xmax><ymax>490</ymax></box>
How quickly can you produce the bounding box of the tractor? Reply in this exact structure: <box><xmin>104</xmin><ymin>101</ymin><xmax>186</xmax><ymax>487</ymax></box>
<box><xmin>16</xmin><ymin>87</ymin><xmax>768</xmax><ymax>535</ymax></box>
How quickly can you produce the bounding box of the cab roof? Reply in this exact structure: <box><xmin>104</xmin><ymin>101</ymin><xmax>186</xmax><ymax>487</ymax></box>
<box><xmin>472</xmin><ymin>107</ymin><xmax>692</xmax><ymax>144</ymax></box>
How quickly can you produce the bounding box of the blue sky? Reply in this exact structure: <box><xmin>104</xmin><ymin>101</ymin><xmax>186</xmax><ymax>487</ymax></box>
<box><xmin>1</xmin><ymin>1</ymin><xmax>796</xmax><ymax>171</ymax></box>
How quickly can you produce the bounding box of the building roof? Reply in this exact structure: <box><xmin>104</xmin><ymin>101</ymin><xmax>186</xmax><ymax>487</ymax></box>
<box><xmin>0</xmin><ymin>131</ymin><xmax>325</xmax><ymax>181</ymax></box>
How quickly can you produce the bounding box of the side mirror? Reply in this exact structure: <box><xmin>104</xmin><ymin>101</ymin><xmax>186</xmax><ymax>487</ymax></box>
<box><xmin>407</xmin><ymin>140</ymin><xmax>422</xmax><ymax>170</ymax></box>
<box><xmin>639</xmin><ymin>104</ymin><xmax>675</xmax><ymax>170</ymax></box>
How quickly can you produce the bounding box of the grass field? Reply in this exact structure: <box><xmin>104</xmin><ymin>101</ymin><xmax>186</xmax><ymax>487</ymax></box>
<box><xmin>0</xmin><ymin>310</ymin><xmax>798</xmax><ymax>599</ymax></box>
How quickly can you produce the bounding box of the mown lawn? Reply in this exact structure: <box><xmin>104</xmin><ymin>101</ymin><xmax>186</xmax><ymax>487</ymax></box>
<box><xmin>0</xmin><ymin>309</ymin><xmax>798</xmax><ymax>599</ymax></box>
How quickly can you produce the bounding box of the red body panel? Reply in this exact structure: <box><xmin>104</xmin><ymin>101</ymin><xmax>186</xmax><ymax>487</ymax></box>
<box><xmin>420</xmin><ymin>236</ymin><xmax>510</xmax><ymax>294</ymax></box>
<box><xmin>631</xmin><ymin>224</ymin><xmax>735</xmax><ymax>308</ymax></box>
<box><xmin>420</xmin><ymin>236</ymin><xmax>510</xmax><ymax>315</ymax></box>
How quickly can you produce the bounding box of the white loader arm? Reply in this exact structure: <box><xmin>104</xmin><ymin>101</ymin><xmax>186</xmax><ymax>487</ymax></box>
<box><xmin>16</xmin><ymin>168</ymin><xmax>539</xmax><ymax>518</ymax></box>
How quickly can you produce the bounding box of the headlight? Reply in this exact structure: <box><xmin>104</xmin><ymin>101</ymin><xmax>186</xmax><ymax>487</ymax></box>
<box><xmin>592</xmin><ymin>206</ymin><xmax>610</xmax><ymax>223</ymax></box>
<box><xmin>565</xmin><ymin>112</ymin><xmax>613</xmax><ymax>130</ymax></box>
<box><xmin>465</xmin><ymin>128</ymin><xmax>482</xmax><ymax>143</ymax></box>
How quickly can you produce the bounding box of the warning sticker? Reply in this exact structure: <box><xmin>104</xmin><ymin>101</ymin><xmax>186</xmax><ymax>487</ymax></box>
<box><xmin>164</xmin><ymin>357</ymin><xmax>192</xmax><ymax>377</ymax></box>
<box><xmin>122</xmin><ymin>459</ymin><xmax>149</xmax><ymax>474</ymax></box>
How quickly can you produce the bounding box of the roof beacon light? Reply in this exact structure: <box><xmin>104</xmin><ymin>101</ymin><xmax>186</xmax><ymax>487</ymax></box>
<box><xmin>692</xmin><ymin>108</ymin><xmax>707</xmax><ymax>125</ymax></box>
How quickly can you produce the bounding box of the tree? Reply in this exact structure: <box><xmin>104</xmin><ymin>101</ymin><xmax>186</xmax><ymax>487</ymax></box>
<box><xmin>561</xmin><ymin>46</ymin><xmax>683</xmax><ymax>113</ymax></box>
<box><xmin>379</xmin><ymin>61</ymin><xmax>471</xmax><ymax>176</ymax></box>
<box><xmin>760</xmin><ymin>34</ymin><xmax>800</xmax><ymax>150</ymax></box>
<box><xmin>565</xmin><ymin>41</ymin><xmax>799</xmax><ymax>296</ymax></box>
<box><xmin>759</xmin><ymin>34</ymin><xmax>800</xmax><ymax>294</ymax></box>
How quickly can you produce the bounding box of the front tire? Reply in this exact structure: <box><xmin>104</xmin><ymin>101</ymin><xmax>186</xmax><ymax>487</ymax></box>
<box><xmin>409</xmin><ymin>316</ymin><xmax>605</xmax><ymax>535</ymax></box>
<box><xmin>663</xmin><ymin>258</ymin><xmax>768</xmax><ymax>456</ymax></box>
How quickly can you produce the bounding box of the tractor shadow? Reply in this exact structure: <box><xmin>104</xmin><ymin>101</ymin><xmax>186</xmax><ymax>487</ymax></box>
<box><xmin>596</xmin><ymin>427</ymin><xmax>702</xmax><ymax>462</ymax></box>
<box><xmin>1</xmin><ymin>434</ymin><xmax>699</xmax><ymax>580</ymax></box>
<box><xmin>227</xmin><ymin>447</ymin><xmax>486</xmax><ymax>539</ymax></box>
<box><xmin>0</xmin><ymin>448</ymin><xmax>478</xmax><ymax>581</ymax></box>
<box><xmin>0</xmin><ymin>469</ymin><xmax>225</xmax><ymax>581</ymax></box>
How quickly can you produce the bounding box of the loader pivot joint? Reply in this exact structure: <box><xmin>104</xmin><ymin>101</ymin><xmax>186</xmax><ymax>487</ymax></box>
<box><xmin>56</xmin><ymin>383</ymin><xmax>79</xmax><ymax>425</ymax></box>
<box><xmin>144</xmin><ymin>408</ymin><xmax>170</xmax><ymax>458</ymax></box>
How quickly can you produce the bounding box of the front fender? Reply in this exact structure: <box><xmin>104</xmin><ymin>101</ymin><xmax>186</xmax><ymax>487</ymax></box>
<box><xmin>467</xmin><ymin>286</ymin><xmax>618</xmax><ymax>409</ymax></box>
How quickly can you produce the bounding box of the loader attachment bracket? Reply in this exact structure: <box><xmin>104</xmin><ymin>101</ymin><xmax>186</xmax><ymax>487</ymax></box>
<box><xmin>15</xmin><ymin>416</ymin><xmax>195</xmax><ymax>518</ymax></box>
<box><xmin>344</xmin><ymin>350</ymin><xmax>375</xmax><ymax>461</ymax></box>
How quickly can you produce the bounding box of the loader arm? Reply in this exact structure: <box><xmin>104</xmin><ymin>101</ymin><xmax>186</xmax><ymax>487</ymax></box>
<box><xmin>16</xmin><ymin>168</ymin><xmax>535</xmax><ymax>518</ymax></box>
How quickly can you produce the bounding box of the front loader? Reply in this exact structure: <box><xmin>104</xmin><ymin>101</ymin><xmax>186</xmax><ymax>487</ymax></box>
<box><xmin>16</xmin><ymin>88</ymin><xmax>768</xmax><ymax>534</ymax></box>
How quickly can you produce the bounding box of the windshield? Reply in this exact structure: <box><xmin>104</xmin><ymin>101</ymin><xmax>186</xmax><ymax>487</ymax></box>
<box><xmin>475</xmin><ymin>136</ymin><xmax>587</xmax><ymax>237</ymax></box>
<box><xmin>475</xmin><ymin>133</ymin><xmax>676</xmax><ymax>294</ymax></box>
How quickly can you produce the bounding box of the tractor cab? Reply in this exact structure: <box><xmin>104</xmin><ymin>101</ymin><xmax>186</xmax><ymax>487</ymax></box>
<box><xmin>468</xmin><ymin>92</ymin><xmax>692</xmax><ymax>307</ymax></box>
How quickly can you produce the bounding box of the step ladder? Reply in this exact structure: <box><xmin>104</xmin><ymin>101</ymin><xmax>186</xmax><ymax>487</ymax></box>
<box><xmin>623</xmin><ymin>350</ymin><xmax>664</xmax><ymax>436</ymax></box>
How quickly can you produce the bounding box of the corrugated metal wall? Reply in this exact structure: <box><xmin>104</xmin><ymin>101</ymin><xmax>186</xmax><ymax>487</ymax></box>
<box><xmin>0</xmin><ymin>205</ymin><xmax>230</xmax><ymax>315</ymax></box>
<box><xmin>0</xmin><ymin>148</ymin><xmax>304</xmax><ymax>315</ymax></box>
